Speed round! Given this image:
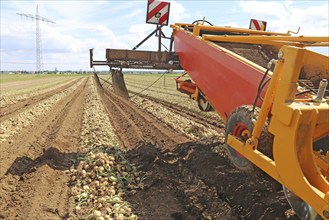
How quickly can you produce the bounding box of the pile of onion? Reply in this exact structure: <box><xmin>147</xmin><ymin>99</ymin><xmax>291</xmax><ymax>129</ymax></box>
<box><xmin>67</xmin><ymin>146</ymin><xmax>144</xmax><ymax>220</ymax></box>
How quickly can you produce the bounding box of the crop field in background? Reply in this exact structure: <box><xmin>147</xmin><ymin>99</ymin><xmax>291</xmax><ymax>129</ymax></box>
<box><xmin>0</xmin><ymin>73</ymin><xmax>297</xmax><ymax>220</ymax></box>
<box><xmin>0</xmin><ymin>73</ymin><xmax>79</xmax><ymax>83</ymax></box>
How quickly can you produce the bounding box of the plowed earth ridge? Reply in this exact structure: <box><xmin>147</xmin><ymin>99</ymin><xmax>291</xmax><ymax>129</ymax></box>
<box><xmin>0</xmin><ymin>78</ymin><xmax>85</xmax><ymax>144</ymax></box>
<box><xmin>131</xmin><ymin>95</ymin><xmax>222</xmax><ymax>141</ymax></box>
<box><xmin>99</xmin><ymin>87</ymin><xmax>191</xmax><ymax>150</ymax></box>
<box><xmin>131</xmin><ymin>93</ymin><xmax>224</xmax><ymax>132</ymax></box>
<box><xmin>0</xmin><ymin>77</ymin><xmax>79</xmax><ymax>107</ymax></box>
<box><xmin>100</xmin><ymin>77</ymin><xmax>224</xmax><ymax>134</ymax></box>
<box><xmin>0</xmin><ymin>78</ymin><xmax>81</xmax><ymax>120</ymax></box>
<box><xmin>0</xmin><ymin>77</ymin><xmax>88</xmax><ymax>219</ymax></box>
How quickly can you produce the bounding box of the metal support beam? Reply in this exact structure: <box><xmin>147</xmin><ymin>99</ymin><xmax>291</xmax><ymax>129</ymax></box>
<box><xmin>158</xmin><ymin>25</ymin><xmax>162</xmax><ymax>51</ymax></box>
<box><xmin>132</xmin><ymin>25</ymin><xmax>164</xmax><ymax>50</ymax></box>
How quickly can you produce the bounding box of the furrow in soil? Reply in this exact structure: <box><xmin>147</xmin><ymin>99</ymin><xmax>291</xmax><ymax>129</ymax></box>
<box><xmin>0</xmin><ymin>78</ymin><xmax>82</xmax><ymax>120</ymax></box>
<box><xmin>0</xmin><ymin>77</ymin><xmax>89</xmax><ymax>220</ymax></box>
<box><xmin>99</xmin><ymin>87</ymin><xmax>191</xmax><ymax>150</ymax></box>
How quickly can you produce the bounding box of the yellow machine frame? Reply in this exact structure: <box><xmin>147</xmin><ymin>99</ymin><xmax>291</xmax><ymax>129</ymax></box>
<box><xmin>227</xmin><ymin>45</ymin><xmax>329</xmax><ymax>219</ymax></box>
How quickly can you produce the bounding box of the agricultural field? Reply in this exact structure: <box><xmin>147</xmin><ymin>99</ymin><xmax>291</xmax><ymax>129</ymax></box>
<box><xmin>0</xmin><ymin>73</ymin><xmax>297</xmax><ymax>220</ymax></box>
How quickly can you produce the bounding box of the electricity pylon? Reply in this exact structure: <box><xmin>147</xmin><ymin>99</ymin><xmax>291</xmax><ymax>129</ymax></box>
<box><xmin>17</xmin><ymin>5</ymin><xmax>55</xmax><ymax>73</ymax></box>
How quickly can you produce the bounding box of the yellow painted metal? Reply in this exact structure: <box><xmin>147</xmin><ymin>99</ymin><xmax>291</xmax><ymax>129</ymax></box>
<box><xmin>202</xmin><ymin>35</ymin><xmax>329</xmax><ymax>47</ymax></box>
<box><xmin>171</xmin><ymin>23</ymin><xmax>291</xmax><ymax>36</ymax></box>
<box><xmin>314</xmin><ymin>123</ymin><xmax>329</xmax><ymax>142</ymax></box>
<box><xmin>313</xmin><ymin>152</ymin><xmax>329</xmax><ymax>181</ymax></box>
<box><xmin>171</xmin><ymin>23</ymin><xmax>194</xmax><ymax>28</ymax></box>
<box><xmin>226</xmin><ymin>135</ymin><xmax>279</xmax><ymax>179</ymax></box>
<box><xmin>249</xmin><ymin>59</ymin><xmax>281</xmax><ymax>144</ymax></box>
<box><xmin>228</xmin><ymin>46</ymin><xmax>329</xmax><ymax>218</ymax></box>
<box><xmin>241</xmin><ymin>130</ymin><xmax>251</xmax><ymax>139</ymax></box>
<box><xmin>270</xmin><ymin>102</ymin><xmax>329</xmax><ymax>219</ymax></box>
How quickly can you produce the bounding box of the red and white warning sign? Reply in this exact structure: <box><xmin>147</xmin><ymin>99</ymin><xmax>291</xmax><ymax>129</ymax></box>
<box><xmin>249</xmin><ymin>19</ymin><xmax>267</xmax><ymax>31</ymax></box>
<box><xmin>146</xmin><ymin>0</ymin><xmax>170</xmax><ymax>26</ymax></box>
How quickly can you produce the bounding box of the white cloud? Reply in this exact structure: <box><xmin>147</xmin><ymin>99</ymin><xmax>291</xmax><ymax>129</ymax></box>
<box><xmin>239</xmin><ymin>1</ymin><xmax>291</xmax><ymax>18</ymax></box>
<box><xmin>168</xmin><ymin>1</ymin><xmax>189</xmax><ymax>23</ymax></box>
<box><xmin>238</xmin><ymin>0</ymin><xmax>329</xmax><ymax>35</ymax></box>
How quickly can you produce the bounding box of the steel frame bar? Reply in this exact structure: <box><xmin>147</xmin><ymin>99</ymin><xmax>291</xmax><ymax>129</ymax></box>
<box><xmin>202</xmin><ymin>35</ymin><xmax>329</xmax><ymax>47</ymax></box>
<box><xmin>171</xmin><ymin>24</ymin><xmax>291</xmax><ymax>36</ymax></box>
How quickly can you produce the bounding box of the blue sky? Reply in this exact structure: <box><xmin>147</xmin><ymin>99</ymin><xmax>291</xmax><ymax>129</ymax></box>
<box><xmin>1</xmin><ymin>0</ymin><xmax>328</xmax><ymax>71</ymax></box>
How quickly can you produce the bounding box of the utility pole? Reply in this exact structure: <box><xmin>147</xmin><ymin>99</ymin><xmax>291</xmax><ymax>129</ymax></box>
<box><xmin>17</xmin><ymin>5</ymin><xmax>55</xmax><ymax>74</ymax></box>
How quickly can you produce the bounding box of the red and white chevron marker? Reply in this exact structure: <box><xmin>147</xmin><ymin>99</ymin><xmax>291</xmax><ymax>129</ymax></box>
<box><xmin>249</xmin><ymin>19</ymin><xmax>267</xmax><ymax>31</ymax></box>
<box><xmin>146</xmin><ymin>0</ymin><xmax>170</xmax><ymax>26</ymax></box>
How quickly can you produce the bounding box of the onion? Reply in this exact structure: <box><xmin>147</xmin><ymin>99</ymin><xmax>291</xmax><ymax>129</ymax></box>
<box><xmin>104</xmin><ymin>215</ymin><xmax>112</xmax><ymax>220</ymax></box>
<box><xmin>98</xmin><ymin>166</ymin><xmax>105</xmax><ymax>173</ymax></box>
<box><xmin>80</xmin><ymin>192</ymin><xmax>88</xmax><ymax>198</ymax></box>
<box><xmin>81</xmin><ymin>170</ymin><xmax>87</xmax><ymax>178</ymax></box>
<box><xmin>67</xmin><ymin>145</ymin><xmax>141</xmax><ymax>219</ymax></box>
<box><xmin>99</xmin><ymin>197</ymin><xmax>106</xmax><ymax>203</ymax></box>
<box><xmin>108</xmin><ymin>155</ymin><xmax>115</xmax><ymax>161</ymax></box>
<box><xmin>93</xmin><ymin>210</ymin><xmax>102</xmax><ymax>218</ymax></box>
<box><xmin>109</xmin><ymin>188</ymin><xmax>116</xmax><ymax>195</ymax></box>
<box><xmin>129</xmin><ymin>214</ymin><xmax>137</xmax><ymax>220</ymax></box>
<box><xmin>116</xmin><ymin>214</ymin><xmax>124</xmax><ymax>220</ymax></box>
<box><xmin>109</xmin><ymin>176</ymin><xmax>117</xmax><ymax>182</ymax></box>
<box><xmin>75</xmin><ymin>205</ymin><xmax>81</xmax><ymax>212</ymax></box>
<box><xmin>106</xmin><ymin>207</ymin><xmax>112</xmax><ymax>213</ymax></box>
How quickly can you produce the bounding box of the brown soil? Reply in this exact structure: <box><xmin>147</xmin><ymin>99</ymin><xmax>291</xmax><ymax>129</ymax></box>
<box><xmin>0</xmin><ymin>77</ymin><xmax>87</xmax><ymax>219</ymax></box>
<box><xmin>0</xmin><ymin>78</ymin><xmax>81</xmax><ymax>121</ymax></box>
<box><xmin>0</xmin><ymin>75</ymin><xmax>299</xmax><ymax>220</ymax></box>
<box><xmin>99</xmin><ymin>87</ymin><xmax>190</xmax><ymax>150</ymax></box>
<box><xmin>0</xmin><ymin>76</ymin><xmax>74</xmax><ymax>91</ymax></box>
<box><xmin>130</xmin><ymin>92</ymin><xmax>225</xmax><ymax>132</ymax></box>
<box><xmin>95</xmin><ymin>79</ymin><xmax>297</xmax><ymax>219</ymax></box>
<box><xmin>126</xmin><ymin>142</ymin><xmax>296</xmax><ymax>220</ymax></box>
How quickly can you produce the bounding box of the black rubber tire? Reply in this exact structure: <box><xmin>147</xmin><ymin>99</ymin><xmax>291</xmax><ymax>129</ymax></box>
<box><xmin>197</xmin><ymin>92</ymin><xmax>212</xmax><ymax>112</ymax></box>
<box><xmin>225</xmin><ymin>105</ymin><xmax>273</xmax><ymax>173</ymax></box>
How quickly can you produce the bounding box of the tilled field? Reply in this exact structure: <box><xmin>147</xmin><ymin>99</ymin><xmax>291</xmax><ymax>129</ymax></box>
<box><xmin>0</xmin><ymin>74</ymin><xmax>298</xmax><ymax>220</ymax></box>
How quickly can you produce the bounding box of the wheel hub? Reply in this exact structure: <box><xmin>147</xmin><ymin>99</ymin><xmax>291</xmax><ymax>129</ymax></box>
<box><xmin>232</xmin><ymin>123</ymin><xmax>249</xmax><ymax>158</ymax></box>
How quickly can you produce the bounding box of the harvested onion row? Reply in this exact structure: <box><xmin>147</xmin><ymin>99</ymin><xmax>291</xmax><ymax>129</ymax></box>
<box><xmin>68</xmin><ymin>146</ymin><xmax>143</xmax><ymax>220</ymax></box>
<box><xmin>68</xmin><ymin>78</ymin><xmax>141</xmax><ymax>220</ymax></box>
<box><xmin>80</xmin><ymin>78</ymin><xmax>119</xmax><ymax>150</ymax></box>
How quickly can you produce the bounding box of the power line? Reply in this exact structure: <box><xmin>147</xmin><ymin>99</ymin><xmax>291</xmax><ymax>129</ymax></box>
<box><xmin>17</xmin><ymin>5</ymin><xmax>55</xmax><ymax>74</ymax></box>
